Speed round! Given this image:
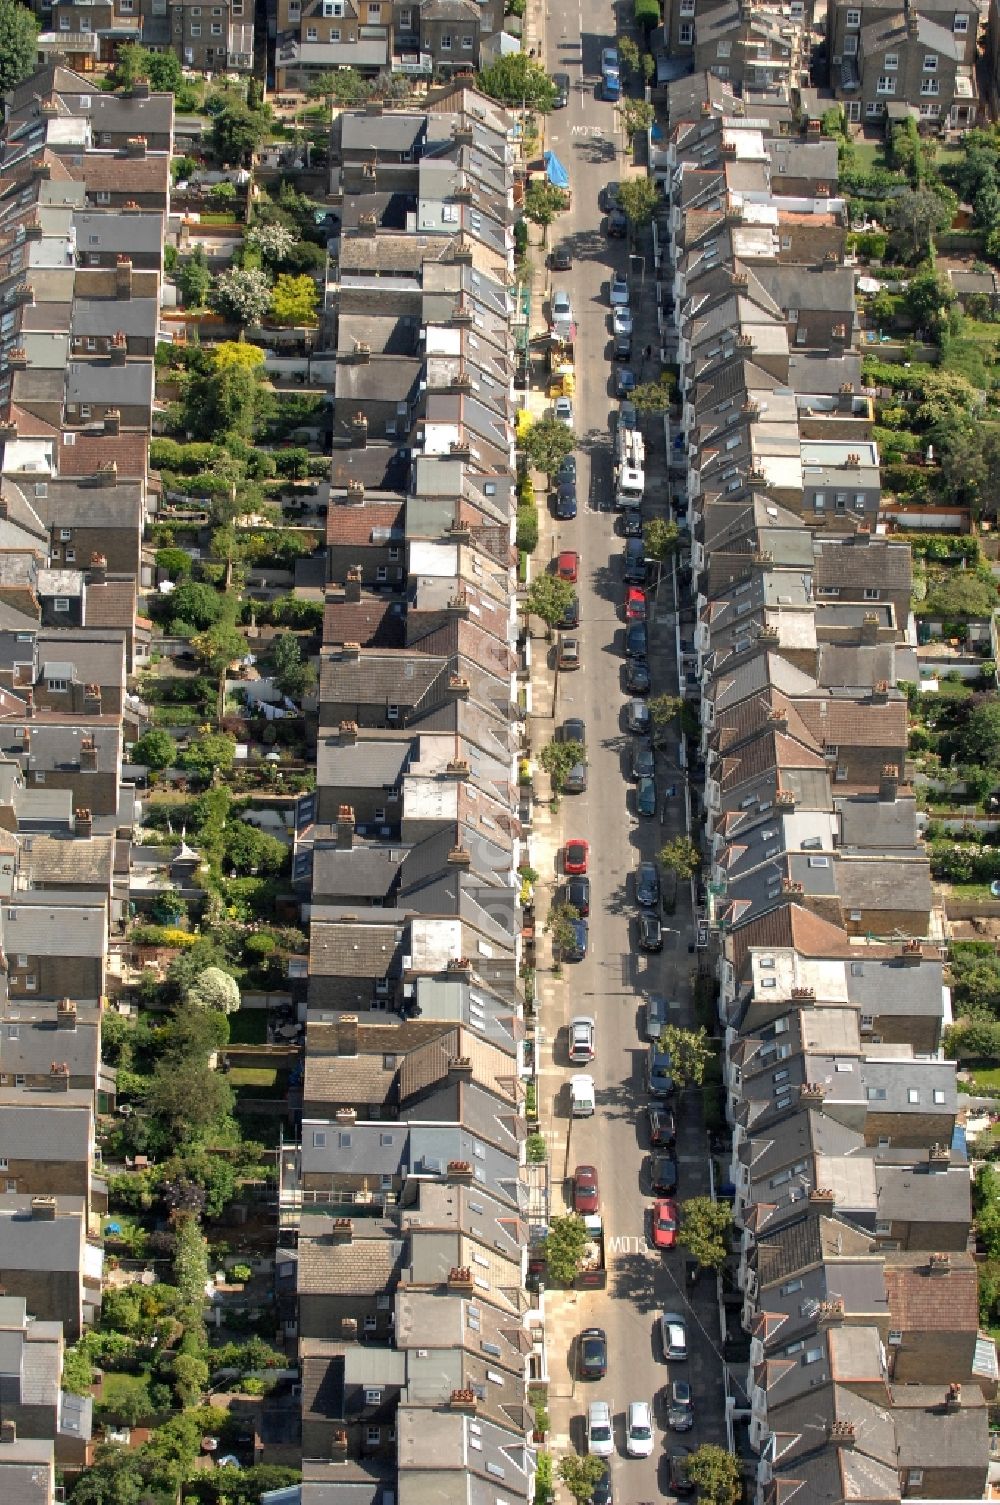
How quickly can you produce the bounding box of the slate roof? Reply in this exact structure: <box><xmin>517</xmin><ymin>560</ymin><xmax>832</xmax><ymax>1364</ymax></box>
<box><xmin>311</xmin><ymin>845</ymin><xmax>401</xmax><ymax>901</ymax></box>
<box><xmin>73</xmin><ymin>211</ymin><xmax>162</xmax><ymax>255</ymax></box>
<box><xmin>297</xmin><ymin>1217</ymin><xmax>407</xmax><ymax>1296</ymax></box>
<box><xmin>322</xmin><ymin>598</ymin><xmax>406</xmax><ymax>650</ymax></box>
<box><xmin>308</xmin><ymin>919</ymin><xmax>404</xmax><ymax>978</ymax></box>
<box><xmin>70</xmin><ymin>297</ymin><xmax>158</xmax><ymax>339</ymax></box>
<box><xmin>22</xmin><ymin>833</ymin><xmax>114</xmax><ymax>887</ymax></box>
<box><xmin>0</xmin><ymin>1098</ymin><xmax>91</xmax><ymax>1160</ymax></box>
<box><xmin>315</xmin><ymin>735</ymin><xmax>411</xmax><ymax>792</ymax></box>
<box><xmin>1</xmin><ymin>897</ymin><xmax>107</xmax><ymax>957</ymax></box>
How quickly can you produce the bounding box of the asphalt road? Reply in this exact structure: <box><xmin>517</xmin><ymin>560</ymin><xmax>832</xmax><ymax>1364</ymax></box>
<box><xmin>536</xmin><ymin>15</ymin><xmax>729</xmax><ymax>1499</ymax></box>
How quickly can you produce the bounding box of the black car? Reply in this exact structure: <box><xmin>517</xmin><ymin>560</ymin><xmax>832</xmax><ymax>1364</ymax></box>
<box><xmin>638</xmin><ymin>911</ymin><xmax>664</xmax><ymax>953</ymax></box>
<box><xmin>550</xmin><ymin>244</ymin><xmax>573</xmax><ymax>272</ymax></box>
<box><xmin>552</xmin><ymin>72</ymin><xmax>570</xmax><ymax>107</ymax></box>
<box><xmin>626</xmin><ymin>658</ymin><xmax>651</xmax><ymax>694</ymax></box>
<box><xmin>623</xmin><ymin>538</ymin><xmax>647</xmax><ymax>584</ymax></box>
<box><xmin>632</xmin><ymin>740</ymin><xmax>655</xmax><ymax>779</ymax></box>
<box><xmin>555</xmin><ymin>483</ymin><xmax>578</xmax><ymax>520</ymax></box>
<box><xmin>558</xmin><ymin>594</ymin><xmax>580</xmax><ymax>630</ymax></box>
<box><xmin>555</xmin><ymin>454</ymin><xmax>577</xmax><ymax>487</ymax></box>
<box><xmin>614</xmin><ymin>334</ymin><xmax>632</xmax><ymax>362</ymax></box>
<box><xmin>618</xmin><ymin>399</ymin><xmax>638</xmax><ymax>431</ymax></box>
<box><xmin>648</xmin><ymin>1103</ymin><xmax>677</xmax><ymax>1148</ymax></box>
<box><xmin>592</xmin><ymin>1461</ymin><xmax>613</xmax><ymax>1505</ymax></box>
<box><xmin>561</xmin><ymin>716</ymin><xmax>586</xmax><ymax>747</ymax></box>
<box><xmin>636</xmin><ymin>776</ymin><xmax>656</xmax><ymax>817</ymax></box>
<box><xmin>579</xmin><ymin>1326</ymin><xmax>608</xmax><ymax>1379</ymax></box>
<box><xmin>608</xmin><ymin>208</ymin><xmax>628</xmax><ymax>238</ymax></box>
<box><xmin>566</xmin><ymin>875</ymin><xmax>591</xmax><ymax>917</ymax></box>
<box><xmin>625</xmin><ymin>621</ymin><xmax>648</xmax><ymax>659</ymax></box>
<box><xmin>599</xmin><ymin>181</ymin><xmax>621</xmax><ymax>212</ymax></box>
<box><xmin>668</xmin><ymin>1448</ymin><xmax>695</xmax><ymax>1497</ymax></box>
<box><xmin>619</xmin><ymin>509</ymin><xmax>644</xmax><ymax>538</ymax></box>
<box><xmin>645</xmin><ymin>992</ymin><xmax>669</xmax><ymax>1040</ymax></box>
<box><xmin>636</xmin><ymin>861</ymin><xmax>660</xmax><ymax>909</ymax></box>
<box><xmin>649</xmin><ymin>1151</ymin><xmax>679</xmax><ymax>1195</ymax></box>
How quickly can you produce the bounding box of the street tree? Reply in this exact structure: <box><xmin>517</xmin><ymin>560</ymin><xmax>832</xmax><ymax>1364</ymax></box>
<box><xmin>659</xmin><ymin>1024</ymin><xmax>713</xmax><ymax>1087</ymax></box>
<box><xmin>685</xmin><ymin>1443</ymin><xmax>741</xmax><ymax>1505</ymax></box>
<box><xmin>524</xmin><ymin>574</ymin><xmax>576</xmax><ymax>631</ymax></box>
<box><xmin>644</xmin><ymin>517</ymin><xmax>680</xmax><ymax>560</ymax></box>
<box><xmin>523</xmin><ymin>180</ymin><xmax>569</xmax><ymax>240</ymax></box>
<box><xmin>522</xmin><ymin>416</ymin><xmax>575</xmax><ymax>475</ymax></box>
<box><xmin>539</xmin><ymin>1213</ymin><xmax>589</xmax><ymax>1284</ymax></box>
<box><xmin>478</xmin><ymin>54</ymin><xmax>558</xmax><ymax>111</ymax></box>
<box><xmin>545</xmin><ymin>902</ymin><xmax>581</xmax><ymax>955</ymax></box>
<box><xmin>0</xmin><ymin>0</ymin><xmax>40</xmax><ymax>94</ymax></box>
<box><xmin>617</xmin><ymin>175</ymin><xmax>659</xmax><ymax>232</ymax></box>
<box><xmin>270</xmin><ymin>272</ymin><xmax>319</xmax><ymax>326</ymax></box>
<box><xmin>649</xmin><ymin>694</ymin><xmax>683</xmax><ymax>730</ymax></box>
<box><xmin>633</xmin><ymin>377</ymin><xmax>675</xmax><ymax>414</ymax></box>
<box><xmin>619</xmin><ymin>97</ymin><xmax>655</xmax><ymax>143</ymax></box>
<box><xmin>617</xmin><ymin>35</ymin><xmax>640</xmax><ymax>72</ymax></box>
<box><xmin>678</xmin><ymin>1196</ymin><xmax>733</xmax><ymax>1271</ymax></box>
<box><xmin>659</xmin><ymin>835</ymin><xmax>701</xmax><ymax>878</ymax></box>
<box><xmin>211</xmin><ymin>266</ymin><xmax>273</xmax><ymax>326</ymax></box>
<box><xmin>557</xmin><ymin>1456</ymin><xmax>608</xmax><ymax>1504</ymax></box>
<box><xmin>539</xmin><ymin>738</ymin><xmax>586</xmax><ymax>795</ymax></box>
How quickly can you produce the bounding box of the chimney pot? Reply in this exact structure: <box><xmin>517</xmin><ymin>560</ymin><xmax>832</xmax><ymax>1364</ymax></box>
<box><xmin>345</xmin><ymin>566</ymin><xmax>363</xmax><ymax>603</ymax></box>
<box><xmin>30</xmin><ymin>1196</ymin><xmax>56</xmax><ymax>1221</ymax></box>
<box><xmin>336</xmin><ymin>804</ymin><xmax>356</xmax><ymax>851</ymax></box>
<box><xmin>339</xmin><ymin>720</ymin><xmax>359</xmax><ymax>745</ymax></box>
<box><xmin>75</xmin><ymin>807</ymin><xmax>93</xmax><ymax>837</ymax></box>
<box><xmin>57</xmin><ymin>999</ymin><xmax>77</xmax><ymax>1030</ymax></box>
<box><xmin>331</xmin><ymin>1218</ymin><xmax>354</xmax><ymax>1242</ymax></box>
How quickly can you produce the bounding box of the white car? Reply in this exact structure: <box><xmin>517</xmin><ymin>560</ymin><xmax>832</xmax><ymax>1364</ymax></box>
<box><xmin>587</xmin><ymin>1400</ymin><xmax>614</xmax><ymax>1457</ymax></box>
<box><xmin>613</xmin><ymin>307</ymin><xmax>633</xmax><ymax>337</ymax></box>
<box><xmin>626</xmin><ymin>1400</ymin><xmax>654</xmax><ymax>1458</ymax></box>
<box><xmin>610</xmin><ymin>272</ymin><xmax>629</xmax><ymax>307</ymax></box>
<box><xmin>552</xmin><ymin>288</ymin><xmax>573</xmax><ymax>325</ymax></box>
<box><xmin>554</xmin><ymin>395</ymin><xmax>575</xmax><ymax>429</ymax></box>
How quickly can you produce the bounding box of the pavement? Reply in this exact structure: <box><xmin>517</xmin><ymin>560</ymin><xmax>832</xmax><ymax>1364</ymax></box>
<box><xmin>520</xmin><ymin>8</ymin><xmax>731</xmax><ymax>1499</ymax></box>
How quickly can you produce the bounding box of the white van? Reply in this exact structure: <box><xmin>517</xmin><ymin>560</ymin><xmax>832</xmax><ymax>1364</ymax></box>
<box><xmin>570</xmin><ymin>1073</ymin><xmax>596</xmax><ymax>1117</ymax></box>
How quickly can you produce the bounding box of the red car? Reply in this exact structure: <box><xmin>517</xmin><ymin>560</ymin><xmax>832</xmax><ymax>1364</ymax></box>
<box><xmin>564</xmin><ymin>839</ymin><xmax>589</xmax><ymax>874</ymax></box>
<box><xmin>573</xmin><ymin>1164</ymin><xmax>600</xmax><ymax>1214</ymax></box>
<box><xmin>557</xmin><ymin>550</ymin><xmax>580</xmax><ymax>584</ymax></box>
<box><xmin>625</xmin><ymin>586</ymin><xmax>647</xmax><ymax>621</ymax></box>
<box><xmin>651</xmin><ymin>1198</ymin><xmax>679</xmax><ymax>1250</ymax></box>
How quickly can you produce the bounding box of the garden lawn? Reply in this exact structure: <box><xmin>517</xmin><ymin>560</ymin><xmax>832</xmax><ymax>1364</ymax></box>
<box><xmin>944</xmin><ymin>883</ymin><xmax>996</xmax><ymax>901</ymax></box>
<box><xmin>227</xmin><ymin>1009</ymin><xmax>269</xmax><ymax>1045</ymax></box>
<box><xmin>229</xmin><ymin>1066</ymin><xmax>287</xmax><ymax>1099</ymax></box>
<box><xmin>99</xmin><ymin>1370</ymin><xmax>154</xmax><ymax>1413</ymax></box>
<box><xmin>969</xmin><ymin>1066</ymin><xmax>1000</xmax><ymax>1091</ymax></box>
<box><xmin>851</xmin><ymin>141</ymin><xmax>893</xmax><ymax>172</ymax></box>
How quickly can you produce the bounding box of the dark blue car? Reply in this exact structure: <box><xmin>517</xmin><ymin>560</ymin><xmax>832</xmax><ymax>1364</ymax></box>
<box><xmin>555</xmin><ymin>484</ymin><xmax>578</xmax><ymax>520</ymax></box>
<box><xmin>616</xmin><ymin>368</ymin><xmax>636</xmax><ymax>398</ymax></box>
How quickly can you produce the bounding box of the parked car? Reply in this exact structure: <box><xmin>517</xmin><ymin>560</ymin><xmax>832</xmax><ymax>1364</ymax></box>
<box><xmin>558</xmin><ymin>593</ymin><xmax>580</xmax><ymax>630</ymax></box>
<box><xmin>620</xmin><ymin>509</ymin><xmax>644</xmax><ymax>537</ymax></box>
<box><xmin>649</xmin><ymin>1151</ymin><xmax>679</xmax><ymax>1196</ymax></box>
<box><xmin>625</xmin><ymin>622</ymin><xmax>648</xmax><ymax>659</ymax></box>
<box><xmin>555</xmin><ymin>483</ymin><xmax>578</xmax><ymax>520</ymax></box>
<box><xmin>636</xmin><ymin>776</ymin><xmax>656</xmax><ymax>817</ymax></box>
<box><xmin>660</xmin><ymin>1313</ymin><xmax>688</xmax><ymax>1362</ymax></box>
<box><xmin>647</xmin><ymin>1103</ymin><xmax>677</xmax><ymax>1148</ymax></box>
<box><xmin>573</xmin><ymin>1164</ymin><xmax>600</xmax><ymax>1214</ymax></box>
<box><xmin>636</xmin><ymin>862</ymin><xmax>660</xmax><ymax>909</ymax></box>
<box><xmin>565</xmin><ymin>839</ymin><xmax>589</xmax><ymax>874</ymax></box>
<box><xmin>554</xmin><ymin>395</ymin><xmax>575</xmax><ymax>428</ymax></box>
<box><xmin>647</xmin><ymin>1043</ymin><xmax>673</xmax><ymax>1094</ymax></box>
<box><xmin>556</xmin><ymin>454</ymin><xmax>577</xmax><ymax>487</ymax></box>
<box><xmin>644</xmin><ymin>991</ymin><xmax>669</xmax><ymax>1038</ymax></box>
<box><xmin>625</xmin><ymin>658</ymin><xmax>651</xmax><ymax>694</ymax></box>
<box><xmin>550</xmin><ymin>243</ymin><xmax>573</xmax><ymax>271</ymax></box>
<box><xmin>668</xmin><ymin>1448</ymin><xmax>695</xmax><ymax>1496</ymax></box>
<box><xmin>667</xmin><ymin>1380</ymin><xmax>694</xmax><ymax>1432</ymax></box>
<box><xmin>651</xmin><ymin>1198</ymin><xmax>679</xmax><ymax>1250</ymax></box>
<box><xmin>614</xmin><ymin>333</ymin><xmax>632</xmax><ymax>362</ymax></box>
<box><xmin>613</xmin><ymin>307</ymin><xmax>633</xmax><ymax>337</ymax></box>
<box><xmin>563</xmin><ymin>918</ymin><xmax>589</xmax><ymax>962</ymax></box>
<box><xmin>558</xmin><ymin>635</ymin><xmax>581</xmax><ymax>671</ymax></box>
<box><xmin>571</xmin><ymin>1074</ymin><xmax>596</xmax><ymax>1116</ymax></box>
<box><xmin>625</xmin><ymin>586</ymin><xmax>647</xmax><ymax>620</ymax></box>
<box><xmin>623</xmin><ymin>537</ymin><xmax>647</xmax><ymax>583</ymax></box>
<box><xmin>552</xmin><ymin>71</ymin><xmax>570</xmax><ymax>107</ymax></box>
<box><xmin>638</xmin><ymin>912</ymin><xmax>663</xmax><ymax>952</ymax></box>
<box><xmin>557</xmin><ymin>549</ymin><xmax>579</xmax><ymax>583</ymax></box>
<box><xmin>592</xmin><ymin>1460</ymin><xmax>613</xmax><ymax>1505</ymax></box>
<box><xmin>610</xmin><ymin>270</ymin><xmax>629</xmax><ymax>305</ymax></box>
<box><xmin>568</xmin><ymin>1015</ymin><xmax>596</xmax><ymax>1063</ymax></box>
<box><xmin>579</xmin><ymin>1327</ymin><xmax>608</xmax><ymax>1379</ymax></box>
<box><xmin>587</xmin><ymin>1400</ymin><xmax>614</xmax><ymax>1457</ymax></box>
<box><xmin>608</xmin><ymin>208</ymin><xmax>628</xmax><ymax>238</ymax></box>
<box><xmin>600</xmin><ymin>181</ymin><xmax>621</xmax><ymax>212</ymax></box>
<box><xmin>632</xmin><ymin>740</ymin><xmax>655</xmax><ymax>779</ymax></box>
<box><xmin>626</xmin><ymin>1400</ymin><xmax>654</xmax><ymax>1458</ymax></box>
<box><xmin>628</xmin><ymin>700</ymin><xmax>652</xmax><ymax>736</ymax></box>
<box><xmin>601</xmin><ymin>46</ymin><xmax>620</xmax><ymax>73</ymax></box>
<box><xmin>615</xmin><ymin>367</ymin><xmax>636</xmax><ymax>398</ymax></box>
<box><xmin>566</xmin><ymin>875</ymin><xmax>591</xmax><ymax>916</ymax></box>
<box><xmin>618</xmin><ymin>399</ymin><xmax>638</xmax><ymax>430</ymax></box>
<box><xmin>552</xmin><ymin>288</ymin><xmax>574</xmax><ymax>324</ymax></box>
<box><xmin>562</xmin><ymin>716</ymin><xmax>586</xmax><ymax>747</ymax></box>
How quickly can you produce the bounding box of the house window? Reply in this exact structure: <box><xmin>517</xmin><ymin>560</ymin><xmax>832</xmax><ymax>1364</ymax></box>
<box><xmin>923</xmin><ymin>53</ymin><xmax>938</xmax><ymax>69</ymax></box>
<box><xmin>779</xmin><ymin>1278</ymin><xmax>803</xmax><ymax>1295</ymax></box>
<box><xmin>24</xmin><ymin>977</ymin><xmax>35</xmax><ymax>991</ymax></box>
<box><xmin>47</xmin><ymin>679</ymin><xmax>68</xmax><ymax>693</ymax></box>
<box><xmin>329</xmin><ymin>26</ymin><xmax>340</xmax><ymax>37</ymax></box>
<box><xmin>954</xmin><ymin>12</ymin><xmax>968</xmax><ymax>30</ymax></box>
<box><xmin>367</xmin><ymin>0</ymin><xmax>380</xmax><ymax>15</ymax></box>
<box><xmin>363</xmin><ymin>1314</ymin><xmax>378</xmax><ymax>1331</ymax></box>
<box><xmin>119</xmin><ymin>0</ymin><xmax>134</xmax><ymax>10</ymax></box>
<box><xmin>5</xmin><ymin>1180</ymin><xmax>15</xmax><ymax>1193</ymax></box>
<box><xmin>919</xmin><ymin>102</ymin><xmax>941</xmax><ymax>116</ymax></box>
<box><xmin>440</xmin><ymin>31</ymin><xmax>452</xmax><ymax>47</ymax></box>
<box><xmin>883</xmin><ymin>52</ymin><xmax>898</xmax><ymax>67</ymax></box>
<box><xmin>717</xmin><ymin>40</ymin><xmax>731</xmax><ymax>56</ymax></box>
<box><xmin>388</xmin><ymin>546</ymin><xmax>400</xmax><ymax>561</ymax></box>
<box><xmin>211</xmin><ymin>21</ymin><xmax>222</xmax><ymax>32</ymax></box>
<box><xmin>846</xmin><ymin>7</ymin><xmax>860</xmax><ymax>22</ymax></box>
<box><xmin>365</xmin><ymin>1388</ymin><xmax>382</xmax><ymax>1404</ymax></box>
<box><xmin>399</xmin><ymin>5</ymin><xmax>411</xmax><ymax>23</ymax></box>
<box><xmin>679</xmin><ymin>21</ymin><xmax>693</xmax><ymax>42</ymax></box>
<box><xmin>461</xmin><ymin>33</ymin><xmax>473</xmax><ymax>46</ymax></box>
<box><xmin>366</xmin><ymin>1426</ymin><xmax>381</xmax><ymax>1445</ymax></box>
<box><xmin>933</xmin><ymin>1088</ymin><xmax>946</xmax><ymax>1104</ymax></box>
<box><xmin>908</xmin><ymin>1471</ymin><xmax>923</xmax><ymax>1488</ymax></box>
<box><xmin>877</xmin><ymin>75</ymin><xmax>896</xmax><ymax>94</ymax></box>
<box><xmin>921</xmin><ymin>77</ymin><xmax>939</xmax><ymax>93</ymax></box>
<box><xmin>306</xmin><ymin>25</ymin><xmax>317</xmax><ymax>37</ymax></box>
<box><xmin>865</xmin><ymin>101</ymin><xmax>884</xmax><ymax>117</ymax></box>
<box><xmin>190</xmin><ymin>22</ymin><xmax>200</xmax><ymax>33</ymax></box>
<box><xmin>16</xmin><ymin>956</ymin><xmax>28</xmax><ymax>970</ymax></box>
<box><xmin>888</xmin><ymin>1329</ymin><xmax>902</xmax><ymax>1345</ymax></box>
<box><xmin>861</xmin><ymin>1014</ymin><xmax>874</xmax><ymax>1029</ymax></box>
<box><xmin>907</xmin><ymin>1088</ymin><xmax>920</xmax><ymax>1104</ymax></box>
<box><xmin>844</xmin><ymin>33</ymin><xmax>858</xmax><ymax>53</ymax></box>
<box><xmin>0</xmin><ymin>1159</ymin><xmax>6</xmax><ymax>1171</ymax></box>
<box><xmin>863</xmin><ymin>587</ymin><xmax>879</xmax><ymax>599</ymax></box>
<box><xmin>386</xmin><ymin>704</ymin><xmax>400</xmax><ymax>721</ymax></box>
<box><xmin>14</xmin><ymin>1075</ymin><xmax>24</xmax><ymax>1086</ymax></box>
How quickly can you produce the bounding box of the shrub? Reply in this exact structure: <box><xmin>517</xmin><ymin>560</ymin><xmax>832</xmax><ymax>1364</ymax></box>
<box><xmin>516</xmin><ymin>504</ymin><xmax>539</xmax><ymax>554</ymax></box>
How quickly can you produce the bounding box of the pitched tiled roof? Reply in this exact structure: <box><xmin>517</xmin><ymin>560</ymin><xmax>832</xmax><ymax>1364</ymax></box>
<box><xmin>883</xmin><ymin>1254</ymin><xmax>979</xmax><ymax>1332</ymax></box>
<box><xmin>57</xmin><ymin>431</ymin><xmax>148</xmax><ymax>480</ymax></box>
<box><xmin>85</xmin><ymin>579</ymin><xmax>137</xmax><ymax>630</ymax></box>
<box><xmin>322</xmin><ymin>597</ymin><xmax>406</xmax><ymax>649</ymax></box>
<box><xmin>309</xmin><ymin>919</ymin><xmax>403</xmax><ymax>978</ymax></box>
<box><xmin>326</xmin><ymin>501</ymin><xmax>404</xmax><ymax>549</ymax></box>
<box><xmin>794</xmin><ymin>698</ymin><xmax>907</xmax><ymax>751</ymax></box>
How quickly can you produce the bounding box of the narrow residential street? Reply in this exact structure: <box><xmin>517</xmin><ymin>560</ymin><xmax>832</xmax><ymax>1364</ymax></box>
<box><xmin>524</xmin><ymin>7</ymin><xmax>731</xmax><ymax>1500</ymax></box>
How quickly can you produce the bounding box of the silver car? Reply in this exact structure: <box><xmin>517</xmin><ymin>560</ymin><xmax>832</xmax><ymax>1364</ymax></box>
<box><xmin>552</xmin><ymin>288</ymin><xmax>573</xmax><ymax>324</ymax></box>
<box><xmin>660</xmin><ymin>1312</ymin><xmax>688</xmax><ymax>1362</ymax></box>
<box><xmin>569</xmin><ymin>1015</ymin><xmax>596</xmax><ymax>1063</ymax></box>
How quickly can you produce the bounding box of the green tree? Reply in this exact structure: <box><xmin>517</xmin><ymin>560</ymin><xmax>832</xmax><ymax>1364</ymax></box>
<box><xmin>976</xmin><ymin>1165</ymin><xmax>1000</xmax><ymax>1258</ymax></box>
<box><xmin>478</xmin><ymin>53</ymin><xmax>558</xmax><ymax>111</ymax></box>
<box><xmin>634</xmin><ymin>0</ymin><xmax>660</xmax><ymax>28</ymax></box>
<box><xmin>271</xmin><ymin>631</ymin><xmax>316</xmax><ymax>700</ymax></box>
<box><xmin>209</xmin><ymin>178</ymin><xmax>238</xmax><ymax>212</ymax></box>
<box><xmin>146</xmin><ymin>1053</ymin><xmax>234</xmax><ymax>1142</ymax></box>
<box><xmin>245</xmin><ymin>221</ymin><xmax>297</xmax><ymax>264</ymax></box>
<box><xmin>678</xmin><ymin>1196</ymin><xmax>733</xmax><ymax>1271</ymax></box>
<box><xmin>172</xmin><ymin>1351</ymin><xmax>209</xmax><ymax>1407</ymax></box>
<box><xmin>169</xmin><ymin>580</ymin><xmax>224</xmax><ymax>632</ymax></box>
<box><xmin>617</xmin><ymin>174</ymin><xmax>659</xmax><ymax>232</ymax></box>
<box><xmin>155</xmin><ymin>545</ymin><xmax>193</xmax><ymax>581</ymax></box>
<box><xmin>642</xmin><ymin>52</ymin><xmax>656</xmax><ymax>84</ymax></box>
<box><xmin>645</xmin><ymin>517</ymin><xmax>680</xmax><ymax>560</ymax></box>
<box><xmin>557</xmin><ymin>1455</ymin><xmax>608</xmax><ymax>1504</ymax></box>
<box><xmin>545</xmin><ymin>901</ymin><xmax>581</xmax><ymax>955</ymax></box>
<box><xmin>649</xmin><ymin>693</ymin><xmax>683</xmax><ymax>732</ymax></box>
<box><xmin>146</xmin><ymin>49</ymin><xmax>183</xmax><ymax>92</ymax></box>
<box><xmin>540</xmin><ymin>1213</ymin><xmax>589</xmax><ymax>1283</ymax></box>
<box><xmin>307</xmin><ymin>66</ymin><xmax>371</xmax><ymax>105</ymax></box>
<box><xmin>0</xmin><ymin>0</ymin><xmax>39</xmax><ymax>94</ymax></box>
<box><xmin>173</xmin><ymin>1212</ymin><xmax>210</xmax><ymax>1312</ymax></box>
<box><xmin>633</xmin><ymin>376</ymin><xmax>675</xmax><ymax>414</ymax></box>
<box><xmin>887</xmin><ymin>185</ymin><xmax>956</xmax><ymax>259</ymax></box>
<box><xmin>211</xmin><ymin>265</ymin><xmax>272</xmax><ymax>325</ymax></box>
<box><xmin>522</xmin><ymin>416</ymin><xmax>574</xmax><ymax>474</ymax></box>
<box><xmin>524</xmin><ymin>574</ymin><xmax>576</xmax><ymax>630</ymax></box>
<box><xmin>211</xmin><ymin>99</ymin><xmax>271</xmax><ymax>166</ymax></box>
<box><xmin>904</xmin><ymin>268</ymin><xmax>957</xmax><ymax>340</ymax></box>
<box><xmin>924</xmin><ymin>569</ymin><xmax>998</xmax><ymax>619</ymax></box>
<box><xmin>618</xmin><ymin>36</ymin><xmax>640</xmax><ymax>73</ymax></box>
<box><xmin>945</xmin><ymin>1017</ymin><xmax>1000</xmax><ymax>1060</ymax></box>
<box><xmin>685</xmin><ymin>1442</ymin><xmax>742</xmax><ymax>1505</ymax></box>
<box><xmin>186</xmin><ymin>966</ymin><xmax>240</xmax><ymax>1015</ymax></box>
<box><xmin>191</xmin><ymin>619</ymin><xmax>246</xmax><ymax>723</ymax></box>
<box><xmin>659</xmin><ymin>835</ymin><xmax>701</xmax><ymax>878</ymax></box>
<box><xmin>660</xmin><ymin>1024</ymin><xmax>714</xmax><ymax>1087</ymax></box>
<box><xmin>180</xmin><ymin>732</ymin><xmax>238</xmax><ymax>776</ymax></box>
<box><xmin>523</xmin><ymin>180</ymin><xmax>569</xmax><ymax>237</ymax></box>
<box><xmin>619</xmin><ymin>97</ymin><xmax>655</xmax><ymax>142</ymax></box>
<box><xmin>113</xmin><ymin>41</ymin><xmax>153</xmax><ymax>89</ymax></box>
<box><xmin>539</xmin><ymin>737</ymin><xmax>585</xmax><ymax>794</ymax></box>
<box><xmin>224</xmin><ymin>821</ymin><xmax>290</xmax><ymax>875</ymax></box>
<box><xmin>270</xmin><ymin>272</ymin><xmax>319</xmax><ymax>326</ymax></box>
<box><xmin>133</xmin><ymin>728</ymin><xmax>177</xmax><ymax>772</ymax></box>
<box><xmin>957</xmin><ymin>701</ymin><xmax>1000</xmax><ymax>768</ymax></box>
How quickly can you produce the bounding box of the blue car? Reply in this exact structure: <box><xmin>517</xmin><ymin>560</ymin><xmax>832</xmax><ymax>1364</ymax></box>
<box><xmin>616</xmin><ymin>368</ymin><xmax>636</xmax><ymax>397</ymax></box>
<box><xmin>555</xmin><ymin>483</ymin><xmax>578</xmax><ymax>520</ymax></box>
<box><xmin>564</xmin><ymin>918</ymin><xmax>589</xmax><ymax>962</ymax></box>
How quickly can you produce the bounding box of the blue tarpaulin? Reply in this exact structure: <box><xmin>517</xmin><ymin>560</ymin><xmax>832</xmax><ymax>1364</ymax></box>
<box><xmin>544</xmin><ymin>151</ymin><xmax>569</xmax><ymax>190</ymax></box>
